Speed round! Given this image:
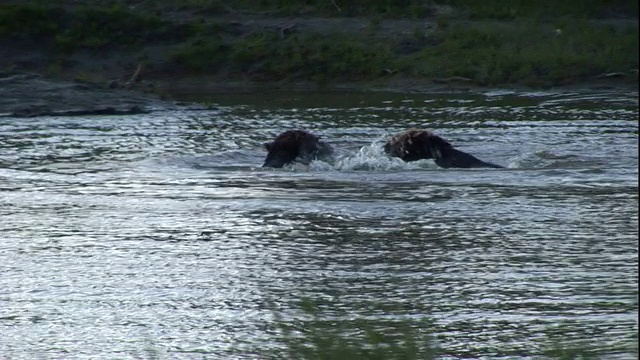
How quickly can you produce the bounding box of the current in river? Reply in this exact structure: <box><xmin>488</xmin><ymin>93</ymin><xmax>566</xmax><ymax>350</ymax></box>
<box><xmin>0</xmin><ymin>89</ymin><xmax>638</xmax><ymax>359</ymax></box>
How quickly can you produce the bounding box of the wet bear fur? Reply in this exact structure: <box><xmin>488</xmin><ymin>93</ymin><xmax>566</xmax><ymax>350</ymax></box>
<box><xmin>384</xmin><ymin>129</ymin><xmax>503</xmax><ymax>169</ymax></box>
<box><xmin>262</xmin><ymin>130</ymin><xmax>333</xmax><ymax>168</ymax></box>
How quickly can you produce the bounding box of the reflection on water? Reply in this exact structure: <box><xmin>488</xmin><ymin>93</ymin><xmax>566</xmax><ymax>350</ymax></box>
<box><xmin>0</xmin><ymin>90</ymin><xmax>637</xmax><ymax>358</ymax></box>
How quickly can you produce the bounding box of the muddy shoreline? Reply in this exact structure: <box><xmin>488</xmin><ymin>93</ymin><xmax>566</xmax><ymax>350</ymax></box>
<box><xmin>1</xmin><ymin>69</ymin><xmax>636</xmax><ymax>118</ymax></box>
<box><xmin>150</xmin><ymin>73</ymin><xmax>639</xmax><ymax>97</ymax></box>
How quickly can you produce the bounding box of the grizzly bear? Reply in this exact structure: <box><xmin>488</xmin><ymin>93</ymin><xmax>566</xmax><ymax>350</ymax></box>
<box><xmin>384</xmin><ymin>129</ymin><xmax>503</xmax><ymax>169</ymax></box>
<box><xmin>262</xmin><ymin>130</ymin><xmax>334</xmax><ymax>168</ymax></box>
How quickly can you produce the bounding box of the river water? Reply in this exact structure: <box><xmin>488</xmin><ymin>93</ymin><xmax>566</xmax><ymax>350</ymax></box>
<box><xmin>0</xmin><ymin>89</ymin><xmax>637</xmax><ymax>359</ymax></box>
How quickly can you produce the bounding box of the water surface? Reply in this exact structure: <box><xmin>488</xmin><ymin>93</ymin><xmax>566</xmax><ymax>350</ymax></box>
<box><xmin>0</xmin><ymin>89</ymin><xmax>637</xmax><ymax>359</ymax></box>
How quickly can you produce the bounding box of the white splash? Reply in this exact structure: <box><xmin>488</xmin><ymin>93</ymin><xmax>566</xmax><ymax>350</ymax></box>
<box><xmin>331</xmin><ymin>141</ymin><xmax>437</xmax><ymax>171</ymax></box>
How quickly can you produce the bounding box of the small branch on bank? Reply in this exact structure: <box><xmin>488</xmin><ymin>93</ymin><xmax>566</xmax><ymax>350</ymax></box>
<box><xmin>280</xmin><ymin>23</ymin><xmax>298</xmax><ymax>38</ymax></box>
<box><xmin>329</xmin><ymin>0</ymin><xmax>341</xmax><ymax>12</ymax></box>
<box><xmin>432</xmin><ymin>76</ymin><xmax>473</xmax><ymax>84</ymax></box>
<box><xmin>126</xmin><ymin>63</ymin><xmax>143</xmax><ymax>86</ymax></box>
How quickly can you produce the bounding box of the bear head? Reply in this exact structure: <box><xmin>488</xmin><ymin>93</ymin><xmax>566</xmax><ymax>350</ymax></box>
<box><xmin>262</xmin><ymin>130</ymin><xmax>329</xmax><ymax>168</ymax></box>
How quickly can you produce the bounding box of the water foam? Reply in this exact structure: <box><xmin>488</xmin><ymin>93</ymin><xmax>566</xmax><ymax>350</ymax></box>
<box><xmin>331</xmin><ymin>141</ymin><xmax>437</xmax><ymax>171</ymax></box>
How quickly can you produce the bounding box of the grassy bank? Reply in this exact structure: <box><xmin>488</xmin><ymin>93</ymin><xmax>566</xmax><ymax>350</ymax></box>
<box><xmin>267</xmin><ymin>298</ymin><xmax>636</xmax><ymax>359</ymax></box>
<box><xmin>0</xmin><ymin>1</ymin><xmax>637</xmax><ymax>92</ymax></box>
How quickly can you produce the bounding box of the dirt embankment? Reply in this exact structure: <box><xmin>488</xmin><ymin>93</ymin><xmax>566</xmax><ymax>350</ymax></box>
<box><xmin>7</xmin><ymin>12</ymin><xmax>635</xmax><ymax>94</ymax></box>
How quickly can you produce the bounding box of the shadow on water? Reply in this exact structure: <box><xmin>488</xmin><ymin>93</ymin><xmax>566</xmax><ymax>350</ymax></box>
<box><xmin>0</xmin><ymin>89</ymin><xmax>637</xmax><ymax>358</ymax></box>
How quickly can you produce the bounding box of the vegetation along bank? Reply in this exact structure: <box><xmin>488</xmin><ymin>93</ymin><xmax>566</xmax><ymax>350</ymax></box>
<box><xmin>0</xmin><ymin>0</ymin><xmax>637</xmax><ymax>97</ymax></box>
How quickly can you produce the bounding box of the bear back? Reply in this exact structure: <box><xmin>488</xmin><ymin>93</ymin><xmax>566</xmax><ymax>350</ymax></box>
<box><xmin>384</xmin><ymin>129</ymin><xmax>453</xmax><ymax>162</ymax></box>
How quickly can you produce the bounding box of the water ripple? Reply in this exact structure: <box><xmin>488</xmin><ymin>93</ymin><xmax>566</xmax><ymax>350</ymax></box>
<box><xmin>0</xmin><ymin>90</ymin><xmax>637</xmax><ymax>359</ymax></box>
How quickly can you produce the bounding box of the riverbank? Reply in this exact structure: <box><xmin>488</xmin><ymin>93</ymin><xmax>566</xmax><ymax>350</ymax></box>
<box><xmin>143</xmin><ymin>72</ymin><xmax>639</xmax><ymax>99</ymax></box>
<box><xmin>2</xmin><ymin>69</ymin><xmax>636</xmax><ymax>118</ymax></box>
<box><xmin>0</xmin><ymin>72</ymin><xmax>174</xmax><ymax>117</ymax></box>
<box><xmin>0</xmin><ymin>1</ymin><xmax>637</xmax><ymax>102</ymax></box>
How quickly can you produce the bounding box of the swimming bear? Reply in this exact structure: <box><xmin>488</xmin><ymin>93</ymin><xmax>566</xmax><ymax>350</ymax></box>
<box><xmin>262</xmin><ymin>130</ymin><xmax>334</xmax><ymax>168</ymax></box>
<box><xmin>384</xmin><ymin>129</ymin><xmax>503</xmax><ymax>169</ymax></box>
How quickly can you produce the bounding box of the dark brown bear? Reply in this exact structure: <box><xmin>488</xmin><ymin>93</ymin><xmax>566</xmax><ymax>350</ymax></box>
<box><xmin>262</xmin><ymin>130</ymin><xmax>333</xmax><ymax>168</ymax></box>
<box><xmin>384</xmin><ymin>129</ymin><xmax>503</xmax><ymax>169</ymax></box>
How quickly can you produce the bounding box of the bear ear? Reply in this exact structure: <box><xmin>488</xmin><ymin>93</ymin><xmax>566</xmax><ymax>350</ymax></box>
<box><xmin>264</xmin><ymin>142</ymin><xmax>273</xmax><ymax>151</ymax></box>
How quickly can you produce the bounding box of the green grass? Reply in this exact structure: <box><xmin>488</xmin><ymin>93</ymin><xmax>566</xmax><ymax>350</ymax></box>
<box><xmin>270</xmin><ymin>299</ymin><xmax>438</xmax><ymax>360</ymax></box>
<box><xmin>438</xmin><ymin>0</ymin><xmax>638</xmax><ymax>20</ymax></box>
<box><xmin>269</xmin><ymin>298</ymin><xmax>638</xmax><ymax>360</ymax></box>
<box><xmin>13</xmin><ymin>0</ymin><xmax>636</xmax><ymax>19</ymax></box>
<box><xmin>0</xmin><ymin>4</ymin><xmax>169</xmax><ymax>51</ymax></box>
<box><xmin>175</xmin><ymin>0</ymin><xmax>637</xmax><ymax>19</ymax></box>
<box><xmin>397</xmin><ymin>20</ymin><xmax>638</xmax><ymax>86</ymax></box>
<box><xmin>173</xmin><ymin>38</ymin><xmax>229</xmax><ymax>72</ymax></box>
<box><xmin>55</xmin><ymin>5</ymin><xmax>168</xmax><ymax>51</ymax></box>
<box><xmin>168</xmin><ymin>6</ymin><xmax>637</xmax><ymax>85</ymax></box>
<box><xmin>228</xmin><ymin>32</ymin><xmax>393</xmax><ymax>81</ymax></box>
<box><xmin>0</xmin><ymin>4</ymin><xmax>60</xmax><ymax>36</ymax></box>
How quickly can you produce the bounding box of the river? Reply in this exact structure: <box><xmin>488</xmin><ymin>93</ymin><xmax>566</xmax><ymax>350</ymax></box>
<box><xmin>1</xmin><ymin>89</ymin><xmax>637</xmax><ymax>359</ymax></box>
